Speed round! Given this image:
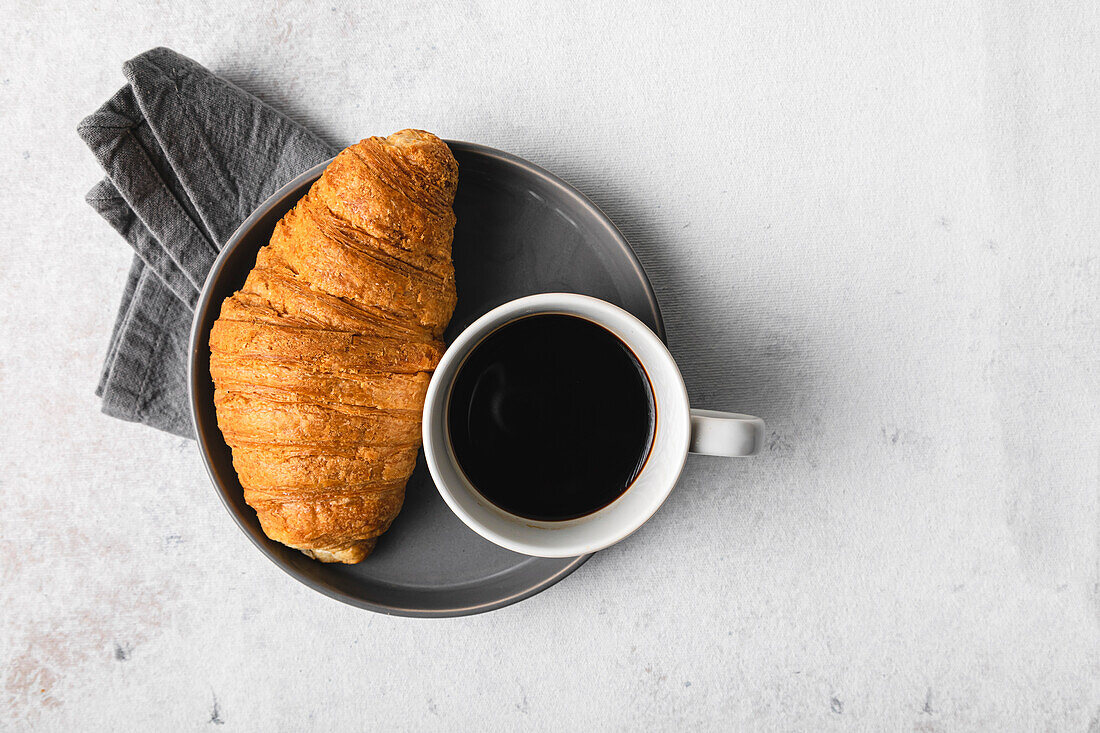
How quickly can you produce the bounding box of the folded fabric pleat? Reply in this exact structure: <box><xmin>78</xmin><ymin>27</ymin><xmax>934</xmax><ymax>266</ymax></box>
<box><xmin>79</xmin><ymin>47</ymin><xmax>336</xmax><ymax>436</ymax></box>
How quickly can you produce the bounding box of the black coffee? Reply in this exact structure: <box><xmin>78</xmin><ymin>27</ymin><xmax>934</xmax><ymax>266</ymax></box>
<box><xmin>447</xmin><ymin>314</ymin><xmax>655</xmax><ymax>521</ymax></box>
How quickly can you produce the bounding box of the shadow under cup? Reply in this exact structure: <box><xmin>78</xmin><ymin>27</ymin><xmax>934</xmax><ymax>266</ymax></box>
<box><xmin>423</xmin><ymin>293</ymin><xmax>693</xmax><ymax>558</ymax></box>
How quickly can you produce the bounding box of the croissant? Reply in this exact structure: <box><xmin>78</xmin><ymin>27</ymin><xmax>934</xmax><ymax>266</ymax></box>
<box><xmin>210</xmin><ymin>130</ymin><xmax>458</xmax><ymax>563</ymax></box>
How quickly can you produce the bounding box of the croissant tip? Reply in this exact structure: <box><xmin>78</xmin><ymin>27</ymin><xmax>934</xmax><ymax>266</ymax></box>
<box><xmin>299</xmin><ymin>537</ymin><xmax>378</xmax><ymax>564</ymax></box>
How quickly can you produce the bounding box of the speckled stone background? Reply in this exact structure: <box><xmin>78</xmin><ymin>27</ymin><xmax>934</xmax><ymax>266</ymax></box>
<box><xmin>2</xmin><ymin>1</ymin><xmax>1098</xmax><ymax>730</ymax></box>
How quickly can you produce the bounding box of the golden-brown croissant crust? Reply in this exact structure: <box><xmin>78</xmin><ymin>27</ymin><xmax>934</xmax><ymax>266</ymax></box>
<box><xmin>210</xmin><ymin>130</ymin><xmax>458</xmax><ymax>563</ymax></box>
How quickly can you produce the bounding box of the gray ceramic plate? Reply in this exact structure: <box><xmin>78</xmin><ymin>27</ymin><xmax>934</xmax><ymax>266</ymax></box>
<box><xmin>190</xmin><ymin>141</ymin><xmax>665</xmax><ymax>617</ymax></box>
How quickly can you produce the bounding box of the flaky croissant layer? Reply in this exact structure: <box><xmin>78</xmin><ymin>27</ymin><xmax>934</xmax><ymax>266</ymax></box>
<box><xmin>211</xmin><ymin>130</ymin><xmax>458</xmax><ymax>563</ymax></box>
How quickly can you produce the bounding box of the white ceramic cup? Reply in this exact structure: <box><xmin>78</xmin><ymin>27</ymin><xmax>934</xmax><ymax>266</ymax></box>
<box><xmin>422</xmin><ymin>293</ymin><xmax>764</xmax><ymax>558</ymax></box>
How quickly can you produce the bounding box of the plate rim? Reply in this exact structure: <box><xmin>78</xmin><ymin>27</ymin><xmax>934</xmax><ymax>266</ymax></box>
<box><xmin>189</xmin><ymin>140</ymin><xmax>665</xmax><ymax>617</ymax></box>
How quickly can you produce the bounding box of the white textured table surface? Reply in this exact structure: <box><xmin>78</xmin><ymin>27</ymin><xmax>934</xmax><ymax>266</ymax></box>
<box><xmin>3</xmin><ymin>2</ymin><xmax>1098</xmax><ymax>730</ymax></box>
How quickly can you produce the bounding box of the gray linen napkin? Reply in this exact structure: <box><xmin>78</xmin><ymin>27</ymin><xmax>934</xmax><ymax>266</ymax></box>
<box><xmin>79</xmin><ymin>47</ymin><xmax>336</xmax><ymax>437</ymax></box>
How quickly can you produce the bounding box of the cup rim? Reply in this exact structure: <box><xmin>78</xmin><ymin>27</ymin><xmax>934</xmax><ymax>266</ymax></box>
<box><xmin>423</xmin><ymin>293</ymin><xmax>691</xmax><ymax>557</ymax></box>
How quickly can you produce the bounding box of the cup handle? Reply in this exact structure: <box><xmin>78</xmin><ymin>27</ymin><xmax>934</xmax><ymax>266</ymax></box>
<box><xmin>689</xmin><ymin>409</ymin><xmax>765</xmax><ymax>457</ymax></box>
